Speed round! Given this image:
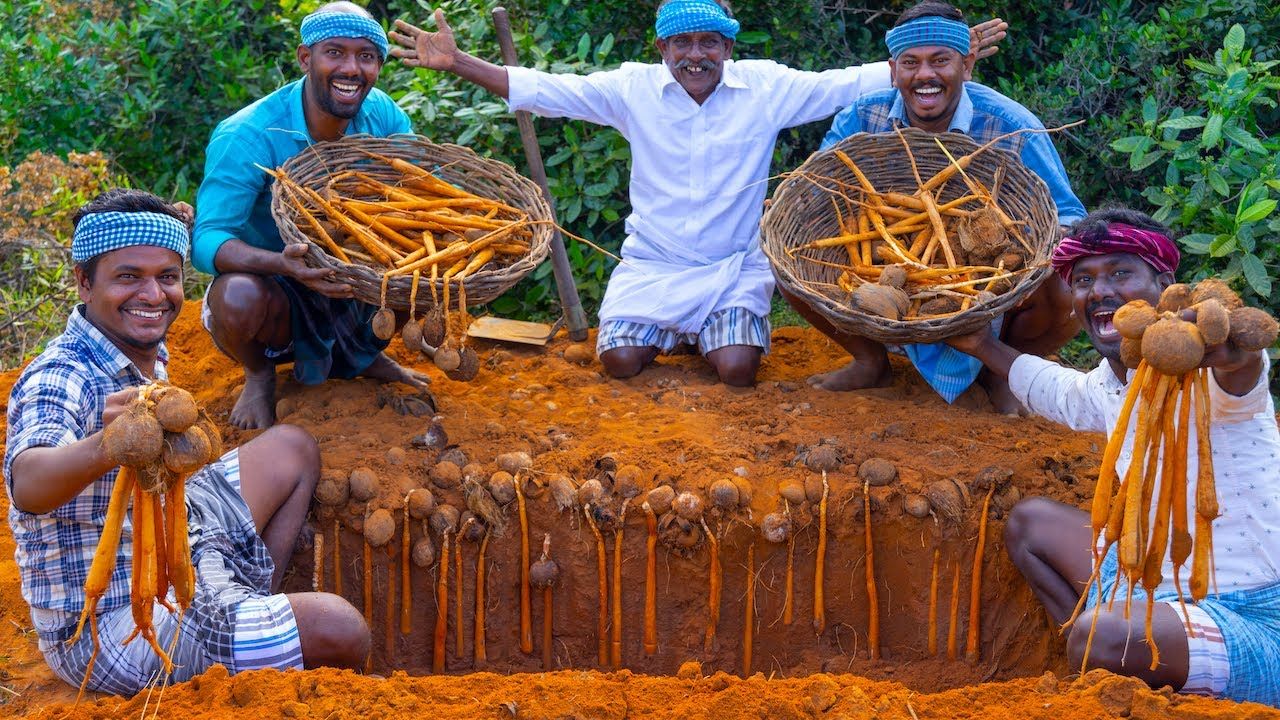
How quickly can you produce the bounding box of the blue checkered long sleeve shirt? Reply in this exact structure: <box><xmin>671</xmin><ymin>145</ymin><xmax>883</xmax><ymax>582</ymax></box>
<box><xmin>4</xmin><ymin>307</ymin><xmax>166</xmax><ymax>621</ymax></box>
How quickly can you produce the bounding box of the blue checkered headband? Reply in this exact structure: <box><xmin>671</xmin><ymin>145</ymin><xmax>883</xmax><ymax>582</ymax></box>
<box><xmin>71</xmin><ymin>211</ymin><xmax>190</xmax><ymax>263</ymax></box>
<box><xmin>885</xmin><ymin>16</ymin><xmax>971</xmax><ymax>58</ymax></box>
<box><xmin>655</xmin><ymin>0</ymin><xmax>740</xmax><ymax>40</ymax></box>
<box><xmin>300</xmin><ymin>11</ymin><xmax>389</xmax><ymax>59</ymax></box>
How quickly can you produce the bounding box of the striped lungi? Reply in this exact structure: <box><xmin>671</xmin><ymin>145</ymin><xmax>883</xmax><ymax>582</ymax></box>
<box><xmin>597</xmin><ymin>306</ymin><xmax>771</xmax><ymax>356</ymax></box>
<box><xmin>35</xmin><ymin>449</ymin><xmax>303</xmax><ymax>695</ymax></box>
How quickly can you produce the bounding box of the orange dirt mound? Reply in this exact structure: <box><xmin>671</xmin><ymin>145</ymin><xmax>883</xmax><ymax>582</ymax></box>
<box><xmin>0</xmin><ymin>302</ymin><xmax>1274</xmax><ymax>718</ymax></box>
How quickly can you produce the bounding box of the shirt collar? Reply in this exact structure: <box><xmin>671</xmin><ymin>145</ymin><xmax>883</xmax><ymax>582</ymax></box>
<box><xmin>888</xmin><ymin>83</ymin><xmax>974</xmax><ymax>134</ymax></box>
<box><xmin>65</xmin><ymin>305</ymin><xmax>169</xmax><ymax>380</ymax></box>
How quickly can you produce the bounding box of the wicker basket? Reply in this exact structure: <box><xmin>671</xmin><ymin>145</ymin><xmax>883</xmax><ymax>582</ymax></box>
<box><xmin>761</xmin><ymin>127</ymin><xmax>1058</xmax><ymax>345</ymax></box>
<box><xmin>270</xmin><ymin>134</ymin><xmax>553</xmax><ymax>313</ymax></box>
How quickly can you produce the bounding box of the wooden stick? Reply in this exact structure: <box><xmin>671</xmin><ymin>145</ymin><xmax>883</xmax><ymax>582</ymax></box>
<box><xmin>475</xmin><ymin>530</ymin><xmax>490</xmax><ymax>666</ymax></box>
<box><xmin>516</xmin><ymin>477</ymin><xmax>533</xmax><ymax>654</ymax></box>
<box><xmin>743</xmin><ymin>541</ymin><xmax>756</xmax><ymax>677</ymax></box>
<box><xmin>433</xmin><ymin>532</ymin><xmax>450</xmax><ymax>674</ymax></box>
<box><xmin>966</xmin><ymin>486</ymin><xmax>997</xmax><ymax>663</ymax></box>
<box><xmin>585</xmin><ymin>505</ymin><xmax>609</xmax><ymax>667</ymax></box>
<box><xmin>643</xmin><ymin>502</ymin><xmax>658</xmax><ymax>656</ymax></box>
<box><xmin>612</xmin><ymin>498</ymin><xmax>630</xmax><ymax>668</ymax></box>
<box><xmin>814</xmin><ymin>473</ymin><xmax>829</xmax><ymax>635</ymax></box>
<box><xmin>928</xmin><ymin>547</ymin><xmax>940</xmax><ymax>656</ymax></box>
<box><xmin>947</xmin><ymin>561</ymin><xmax>961</xmax><ymax>661</ymax></box>
<box><xmin>863</xmin><ymin>481</ymin><xmax>880</xmax><ymax>661</ymax></box>
<box><xmin>702</xmin><ymin>517</ymin><xmax>721</xmax><ymax>652</ymax></box>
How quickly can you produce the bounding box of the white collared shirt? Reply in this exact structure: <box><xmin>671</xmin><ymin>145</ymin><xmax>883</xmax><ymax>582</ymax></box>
<box><xmin>506</xmin><ymin>59</ymin><xmax>891</xmax><ymax>331</ymax></box>
<box><xmin>1010</xmin><ymin>353</ymin><xmax>1280</xmax><ymax>595</ymax></box>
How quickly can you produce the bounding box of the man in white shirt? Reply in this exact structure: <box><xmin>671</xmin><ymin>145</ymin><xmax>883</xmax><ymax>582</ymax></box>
<box><xmin>947</xmin><ymin>207</ymin><xmax>1280</xmax><ymax>705</ymax></box>
<box><xmin>390</xmin><ymin>0</ymin><xmax>1004</xmax><ymax>386</ymax></box>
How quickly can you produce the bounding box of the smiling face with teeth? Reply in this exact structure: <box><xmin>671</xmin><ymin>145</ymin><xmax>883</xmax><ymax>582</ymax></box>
<box><xmin>1068</xmin><ymin>253</ymin><xmax>1173</xmax><ymax>375</ymax></box>
<box><xmin>298</xmin><ymin>36</ymin><xmax>384</xmax><ymax>138</ymax></box>
<box><xmin>889</xmin><ymin>45</ymin><xmax>975</xmax><ymax>133</ymax></box>
<box><xmin>655</xmin><ymin>31</ymin><xmax>734</xmax><ymax>105</ymax></box>
<box><xmin>76</xmin><ymin>245</ymin><xmax>184</xmax><ymax>368</ymax></box>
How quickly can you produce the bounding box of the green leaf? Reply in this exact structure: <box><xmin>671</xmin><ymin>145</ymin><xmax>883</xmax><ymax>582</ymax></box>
<box><xmin>1180</xmin><ymin>233</ymin><xmax>1215</xmax><ymax>254</ymax></box>
<box><xmin>1222</xmin><ymin>124</ymin><xmax>1268</xmax><ymax>154</ymax></box>
<box><xmin>1209</xmin><ymin>234</ymin><xmax>1238</xmax><ymax>257</ymax></box>
<box><xmin>1242</xmin><ymin>253</ymin><xmax>1271</xmax><ymax>298</ymax></box>
<box><xmin>1207</xmin><ymin>167</ymin><xmax>1231</xmax><ymax>197</ymax></box>
<box><xmin>1223</xmin><ymin>24</ymin><xmax>1245</xmax><ymax>60</ymax></box>
<box><xmin>1201</xmin><ymin>113</ymin><xmax>1224</xmax><ymax>148</ymax></box>
<box><xmin>1238</xmin><ymin>199</ymin><xmax>1278</xmax><ymax>223</ymax></box>
<box><xmin>1184</xmin><ymin>58</ymin><xmax>1222</xmax><ymax>75</ymax></box>
<box><xmin>1130</xmin><ymin>148</ymin><xmax>1165</xmax><ymax>171</ymax></box>
<box><xmin>594</xmin><ymin>33</ymin><xmax>614</xmax><ymax>63</ymax></box>
<box><xmin>576</xmin><ymin>33</ymin><xmax>591</xmax><ymax>62</ymax></box>
<box><xmin>1158</xmin><ymin>115</ymin><xmax>1207</xmax><ymax>131</ymax></box>
<box><xmin>583</xmin><ymin>182</ymin><xmax>613</xmax><ymax>197</ymax></box>
<box><xmin>735</xmin><ymin>31</ymin><xmax>771</xmax><ymax>44</ymax></box>
<box><xmin>1141</xmin><ymin>95</ymin><xmax>1158</xmax><ymax>125</ymax></box>
<box><xmin>1111</xmin><ymin>135</ymin><xmax>1150</xmax><ymax>153</ymax></box>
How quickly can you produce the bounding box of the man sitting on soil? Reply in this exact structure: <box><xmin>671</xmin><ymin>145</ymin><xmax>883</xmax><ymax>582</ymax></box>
<box><xmin>194</xmin><ymin>1</ymin><xmax>428</xmax><ymax>430</ymax></box>
<box><xmin>947</xmin><ymin>207</ymin><xmax>1280</xmax><ymax>705</ymax></box>
<box><xmin>788</xmin><ymin>0</ymin><xmax>1086</xmax><ymax>413</ymax></box>
<box><xmin>390</xmin><ymin>0</ymin><xmax>1005</xmax><ymax>387</ymax></box>
<box><xmin>5</xmin><ymin>190</ymin><xmax>370</xmax><ymax>695</ymax></box>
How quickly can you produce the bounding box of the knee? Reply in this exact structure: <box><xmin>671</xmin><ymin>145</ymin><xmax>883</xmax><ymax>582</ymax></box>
<box><xmin>712</xmin><ymin>353</ymin><xmax>760</xmax><ymax>387</ymax></box>
<box><xmin>208</xmin><ymin>274</ymin><xmax>278</xmax><ymax>335</ymax></box>
<box><xmin>1004</xmin><ymin>496</ymin><xmax>1056</xmax><ymax>558</ymax></box>
<box><xmin>294</xmin><ymin>593</ymin><xmax>370</xmax><ymax>669</ymax></box>
<box><xmin>1066</xmin><ymin>609</ymin><xmax>1132</xmax><ymax>674</ymax></box>
<box><xmin>263</xmin><ymin>424</ymin><xmax>320</xmax><ymax>488</ymax></box>
<box><xmin>600</xmin><ymin>348</ymin><xmax>650</xmax><ymax>379</ymax></box>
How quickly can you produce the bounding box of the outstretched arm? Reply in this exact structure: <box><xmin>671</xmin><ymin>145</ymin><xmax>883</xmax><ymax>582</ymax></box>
<box><xmin>391</xmin><ymin>10</ymin><xmax>510</xmax><ymax>99</ymax></box>
<box><xmin>946</xmin><ymin>326</ymin><xmax>1021</xmax><ymax>379</ymax></box>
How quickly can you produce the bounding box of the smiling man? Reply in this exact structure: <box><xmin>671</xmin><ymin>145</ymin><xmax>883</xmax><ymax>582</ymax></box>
<box><xmin>946</xmin><ymin>207</ymin><xmax>1280</xmax><ymax>705</ymax></box>
<box><xmin>785</xmin><ymin>0</ymin><xmax>1086</xmax><ymax>413</ymax></box>
<box><xmin>5</xmin><ymin>190</ymin><xmax>370</xmax><ymax>694</ymax></box>
<box><xmin>194</xmin><ymin>1</ymin><xmax>428</xmax><ymax>430</ymax></box>
<box><xmin>390</xmin><ymin>0</ymin><xmax>1005</xmax><ymax>387</ymax></box>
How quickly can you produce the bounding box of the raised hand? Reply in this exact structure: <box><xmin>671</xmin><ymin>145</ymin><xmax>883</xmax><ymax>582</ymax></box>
<box><xmin>970</xmin><ymin>18</ymin><xmax>1009</xmax><ymax>61</ymax></box>
<box><xmin>389</xmin><ymin>10</ymin><xmax>458</xmax><ymax>71</ymax></box>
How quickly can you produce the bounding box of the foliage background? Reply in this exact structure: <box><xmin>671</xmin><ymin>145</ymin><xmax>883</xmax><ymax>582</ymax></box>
<box><xmin>0</xmin><ymin>0</ymin><xmax>1277</xmax><ymax>370</ymax></box>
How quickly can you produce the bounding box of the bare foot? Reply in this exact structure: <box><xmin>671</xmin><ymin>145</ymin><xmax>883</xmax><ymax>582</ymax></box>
<box><xmin>362</xmin><ymin>352</ymin><xmax>431</xmax><ymax>391</ymax></box>
<box><xmin>230</xmin><ymin>367</ymin><xmax>277</xmax><ymax>430</ymax></box>
<box><xmin>806</xmin><ymin>360</ymin><xmax>894</xmax><ymax>391</ymax></box>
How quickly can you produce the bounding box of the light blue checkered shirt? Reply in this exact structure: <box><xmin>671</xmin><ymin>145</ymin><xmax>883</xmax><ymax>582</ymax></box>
<box><xmin>4</xmin><ymin>306</ymin><xmax>168</xmax><ymax>618</ymax></box>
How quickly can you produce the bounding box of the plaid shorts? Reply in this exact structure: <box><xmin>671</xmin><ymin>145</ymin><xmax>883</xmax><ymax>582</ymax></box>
<box><xmin>36</xmin><ymin>450</ymin><xmax>303</xmax><ymax>695</ymax></box>
<box><xmin>596</xmin><ymin>307</ymin><xmax>771</xmax><ymax>356</ymax></box>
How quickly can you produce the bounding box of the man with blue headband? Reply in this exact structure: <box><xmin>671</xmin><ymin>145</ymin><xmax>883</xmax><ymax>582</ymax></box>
<box><xmin>390</xmin><ymin>2</ymin><xmax>1005</xmax><ymax>387</ymax></box>
<box><xmin>786</xmin><ymin>0</ymin><xmax>1086</xmax><ymax>414</ymax></box>
<box><xmin>194</xmin><ymin>1</ymin><xmax>428</xmax><ymax>430</ymax></box>
<box><xmin>5</xmin><ymin>190</ymin><xmax>370</xmax><ymax>694</ymax></box>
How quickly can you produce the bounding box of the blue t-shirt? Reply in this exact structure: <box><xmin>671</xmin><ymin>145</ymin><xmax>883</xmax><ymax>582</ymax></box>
<box><xmin>823</xmin><ymin>82</ymin><xmax>1086</xmax><ymax>226</ymax></box>
<box><xmin>192</xmin><ymin>77</ymin><xmax>411</xmax><ymax>275</ymax></box>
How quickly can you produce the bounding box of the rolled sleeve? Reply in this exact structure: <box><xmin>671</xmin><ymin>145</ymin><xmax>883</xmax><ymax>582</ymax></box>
<box><xmin>4</xmin><ymin>368</ymin><xmax>90</xmax><ymax>489</ymax></box>
<box><xmin>770</xmin><ymin>61</ymin><xmax>891</xmax><ymax>129</ymax></box>
<box><xmin>1009</xmin><ymin>354</ymin><xmax>1108</xmax><ymax>433</ymax></box>
<box><xmin>1210</xmin><ymin>351</ymin><xmax>1272</xmax><ymax>422</ymax></box>
<box><xmin>504</xmin><ymin>65</ymin><xmax>626</xmax><ymax>128</ymax></box>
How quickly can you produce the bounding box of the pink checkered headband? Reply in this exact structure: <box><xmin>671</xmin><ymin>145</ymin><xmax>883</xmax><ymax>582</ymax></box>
<box><xmin>1050</xmin><ymin>223</ymin><xmax>1179</xmax><ymax>283</ymax></box>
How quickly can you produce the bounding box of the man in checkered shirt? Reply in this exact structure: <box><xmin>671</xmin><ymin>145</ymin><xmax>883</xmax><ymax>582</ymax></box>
<box><xmin>784</xmin><ymin>0</ymin><xmax>1087</xmax><ymax>415</ymax></box>
<box><xmin>4</xmin><ymin>189</ymin><xmax>368</xmax><ymax>695</ymax></box>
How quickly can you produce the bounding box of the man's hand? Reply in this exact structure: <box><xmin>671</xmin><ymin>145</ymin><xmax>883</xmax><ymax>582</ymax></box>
<box><xmin>390</xmin><ymin>10</ymin><xmax>458</xmax><ymax>71</ymax></box>
<box><xmin>100</xmin><ymin>387</ymin><xmax>138</xmax><ymax>429</ymax></box>
<box><xmin>279</xmin><ymin>243</ymin><xmax>355</xmax><ymax>299</ymax></box>
<box><xmin>171</xmin><ymin>201</ymin><xmax>195</xmax><ymax>225</ymax></box>
<box><xmin>970</xmin><ymin>18</ymin><xmax>1008</xmax><ymax>61</ymax></box>
<box><xmin>944</xmin><ymin>326</ymin><xmax>991</xmax><ymax>357</ymax></box>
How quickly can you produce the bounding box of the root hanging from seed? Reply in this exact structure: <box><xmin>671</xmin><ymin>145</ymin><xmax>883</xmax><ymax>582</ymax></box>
<box><xmin>401</xmin><ymin>495</ymin><xmax>413</xmax><ymax>635</ymax></box>
<box><xmin>584</xmin><ymin>504</ymin><xmax>609</xmax><ymax>667</ymax></box>
<box><xmin>612</xmin><ymin>498</ymin><xmax>630</xmax><ymax>668</ymax></box>
<box><xmin>702</xmin><ymin>517</ymin><xmax>722</xmax><ymax>652</ymax></box>
<box><xmin>967</xmin><ymin>485</ymin><xmax>996</xmax><ymax>664</ymax></box>
<box><xmin>313</xmin><ymin>531</ymin><xmax>325</xmax><ymax>593</ymax></box>
<box><xmin>474</xmin><ymin>529</ymin><xmax>490</xmax><ymax>666</ymax></box>
<box><xmin>643</xmin><ymin>502</ymin><xmax>658</xmax><ymax>656</ymax></box>
<box><xmin>333</xmin><ymin>517</ymin><xmax>343</xmax><ymax>596</ymax></box>
<box><xmin>385</xmin><ymin>545</ymin><xmax>396</xmax><ymax>667</ymax></box>
<box><xmin>863</xmin><ymin>481</ymin><xmax>880</xmax><ymax>661</ymax></box>
<box><xmin>743</xmin><ymin>541</ymin><xmax>756</xmax><ymax>677</ymax></box>
<box><xmin>928</xmin><ymin>547</ymin><xmax>940</xmax><ymax>656</ymax></box>
<box><xmin>813</xmin><ymin>473</ymin><xmax>830</xmax><ymax>636</ymax></box>
<box><xmin>433</xmin><ymin>532</ymin><xmax>451</xmax><ymax>674</ymax></box>
<box><xmin>516</xmin><ymin>476</ymin><xmax>533</xmax><ymax>655</ymax></box>
<box><xmin>947</xmin><ymin>561</ymin><xmax>961</xmax><ymax>661</ymax></box>
<box><xmin>455</xmin><ymin>517</ymin><xmax>472</xmax><ymax>660</ymax></box>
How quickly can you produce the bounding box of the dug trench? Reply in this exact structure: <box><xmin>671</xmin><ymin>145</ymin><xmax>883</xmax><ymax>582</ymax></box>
<box><xmin>180</xmin><ymin>303</ymin><xmax>1091</xmax><ymax>690</ymax></box>
<box><xmin>8</xmin><ymin>301</ymin><xmax>1227</xmax><ymax>717</ymax></box>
